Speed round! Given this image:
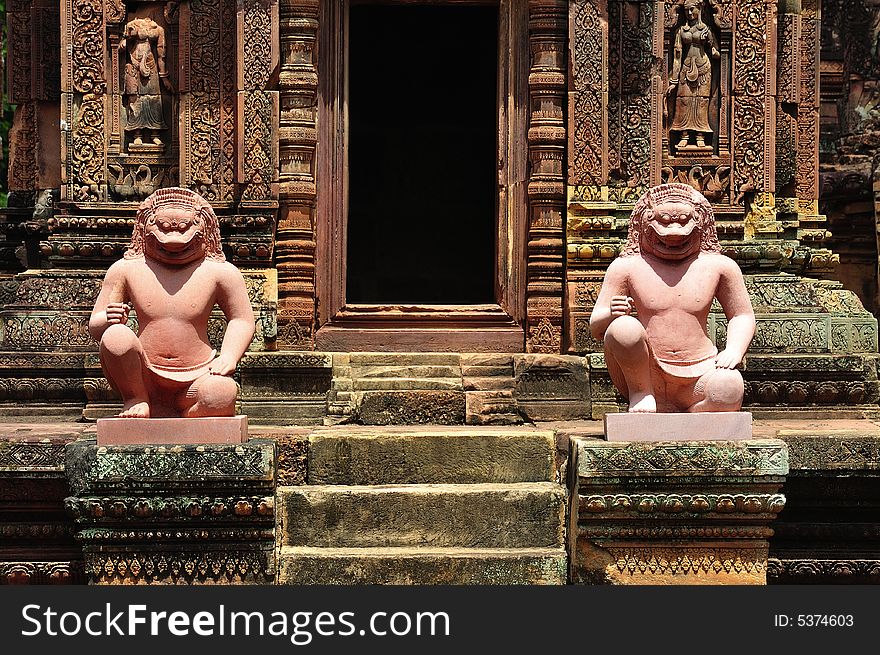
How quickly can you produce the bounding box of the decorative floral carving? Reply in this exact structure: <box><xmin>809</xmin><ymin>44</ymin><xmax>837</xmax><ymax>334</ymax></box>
<box><xmin>569</xmin><ymin>0</ymin><xmax>605</xmax><ymax>186</ymax></box>
<box><xmin>732</xmin><ymin>0</ymin><xmax>770</xmax><ymax>194</ymax></box>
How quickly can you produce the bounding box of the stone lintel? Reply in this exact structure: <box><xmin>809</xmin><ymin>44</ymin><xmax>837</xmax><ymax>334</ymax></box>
<box><xmin>96</xmin><ymin>416</ymin><xmax>248</xmax><ymax>445</ymax></box>
<box><xmin>604</xmin><ymin>412</ymin><xmax>753</xmax><ymax>442</ymax></box>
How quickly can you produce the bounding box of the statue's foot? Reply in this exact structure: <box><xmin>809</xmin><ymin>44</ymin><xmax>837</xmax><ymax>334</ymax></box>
<box><xmin>133</xmin><ymin>137</ymin><xmax>143</xmax><ymax>146</ymax></box>
<box><xmin>628</xmin><ymin>392</ymin><xmax>657</xmax><ymax>413</ymax></box>
<box><xmin>119</xmin><ymin>400</ymin><xmax>150</xmax><ymax>418</ymax></box>
<box><xmin>152</xmin><ymin>136</ymin><xmax>162</xmax><ymax>146</ymax></box>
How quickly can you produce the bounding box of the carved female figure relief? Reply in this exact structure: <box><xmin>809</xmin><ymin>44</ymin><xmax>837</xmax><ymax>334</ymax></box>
<box><xmin>665</xmin><ymin>0</ymin><xmax>720</xmax><ymax>153</ymax></box>
<box><xmin>120</xmin><ymin>17</ymin><xmax>172</xmax><ymax>151</ymax></box>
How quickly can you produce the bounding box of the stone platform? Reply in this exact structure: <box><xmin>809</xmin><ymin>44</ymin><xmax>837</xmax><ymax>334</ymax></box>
<box><xmin>1</xmin><ymin>417</ymin><xmax>879</xmax><ymax>585</ymax></box>
<box><xmin>96</xmin><ymin>415</ymin><xmax>248</xmax><ymax>445</ymax></box>
<box><xmin>604</xmin><ymin>411</ymin><xmax>752</xmax><ymax>441</ymax></box>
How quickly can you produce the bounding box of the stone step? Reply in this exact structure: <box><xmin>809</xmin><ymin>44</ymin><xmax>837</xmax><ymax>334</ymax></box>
<box><xmin>279</xmin><ymin>483</ymin><xmax>566</xmax><ymax>549</ymax></box>
<box><xmin>308</xmin><ymin>426</ymin><xmax>557</xmax><ymax>484</ymax></box>
<box><xmin>277</xmin><ymin>546</ymin><xmax>568</xmax><ymax>585</ymax></box>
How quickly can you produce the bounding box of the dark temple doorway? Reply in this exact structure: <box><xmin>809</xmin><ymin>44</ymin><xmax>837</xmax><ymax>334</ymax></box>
<box><xmin>346</xmin><ymin>3</ymin><xmax>499</xmax><ymax>304</ymax></box>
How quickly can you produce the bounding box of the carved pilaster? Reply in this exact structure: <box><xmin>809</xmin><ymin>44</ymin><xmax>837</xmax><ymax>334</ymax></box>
<box><xmin>775</xmin><ymin>9</ymin><xmax>799</xmax><ymax>193</ymax></box>
<box><xmin>61</xmin><ymin>0</ymin><xmax>107</xmax><ymax>203</ymax></box>
<box><xmin>732</xmin><ymin>0</ymin><xmax>776</xmax><ymax>198</ymax></box>
<box><xmin>526</xmin><ymin>0</ymin><xmax>567</xmax><ymax>353</ymax></box>
<box><xmin>180</xmin><ymin>0</ymin><xmax>236</xmax><ymax>204</ymax></box>
<box><xmin>568</xmin><ymin>0</ymin><xmax>606</xmax><ymax>189</ymax></box>
<box><xmin>796</xmin><ymin>0</ymin><xmax>820</xmax><ymax>210</ymax></box>
<box><xmin>3</xmin><ymin>1</ymin><xmax>61</xmax><ymax>271</ymax></box>
<box><xmin>238</xmin><ymin>0</ymin><xmax>280</xmax><ymax>204</ymax></box>
<box><xmin>276</xmin><ymin>0</ymin><xmax>319</xmax><ymax>349</ymax></box>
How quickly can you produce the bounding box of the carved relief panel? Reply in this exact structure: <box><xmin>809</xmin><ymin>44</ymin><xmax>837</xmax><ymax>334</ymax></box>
<box><xmin>661</xmin><ymin>0</ymin><xmax>732</xmax><ymax>205</ymax></box>
<box><xmin>55</xmin><ymin>0</ymin><xmax>278</xmax><ymax>269</ymax></box>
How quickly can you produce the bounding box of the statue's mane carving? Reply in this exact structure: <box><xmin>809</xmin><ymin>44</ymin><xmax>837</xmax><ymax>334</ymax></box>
<box><xmin>125</xmin><ymin>187</ymin><xmax>225</xmax><ymax>262</ymax></box>
<box><xmin>621</xmin><ymin>182</ymin><xmax>721</xmax><ymax>257</ymax></box>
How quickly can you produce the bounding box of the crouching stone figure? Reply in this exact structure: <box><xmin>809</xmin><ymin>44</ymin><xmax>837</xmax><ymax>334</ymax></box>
<box><xmin>89</xmin><ymin>187</ymin><xmax>255</xmax><ymax>418</ymax></box>
<box><xmin>589</xmin><ymin>183</ymin><xmax>755</xmax><ymax>413</ymax></box>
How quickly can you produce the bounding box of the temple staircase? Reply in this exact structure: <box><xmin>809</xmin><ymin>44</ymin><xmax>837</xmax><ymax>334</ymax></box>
<box><xmin>276</xmin><ymin>426</ymin><xmax>568</xmax><ymax>584</ymax></box>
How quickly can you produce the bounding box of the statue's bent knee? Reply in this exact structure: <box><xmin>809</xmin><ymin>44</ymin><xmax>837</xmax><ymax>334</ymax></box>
<box><xmin>100</xmin><ymin>324</ymin><xmax>139</xmax><ymax>357</ymax></box>
<box><xmin>604</xmin><ymin>315</ymin><xmax>647</xmax><ymax>351</ymax></box>
<box><xmin>194</xmin><ymin>375</ymin><xmax>238</xmax><ymax>413</ymax></box>
<box><xmin>704</xmin><ymin>368</ymin><xmax>744</xmax><ymax>407</ymax></box>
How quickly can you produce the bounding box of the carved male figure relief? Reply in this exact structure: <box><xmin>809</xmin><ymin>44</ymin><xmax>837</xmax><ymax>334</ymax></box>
<box><xmin>89</xmin><ymin>188</ymin><xmax>255</xmax><ymax>418</ymax></box>
<box><xmin>589</xmin><ymin>183</ymin><xmax>755</xmax><ymax>413</ymax></box>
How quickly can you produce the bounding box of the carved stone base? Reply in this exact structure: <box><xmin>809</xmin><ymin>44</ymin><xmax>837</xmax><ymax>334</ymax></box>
<box><xmin>570</xmin><ymin>438</ymin><xmax>788</xmax><ymax>585</ymax></box>
<box><xmin>0</xmin><ymin>427</ymin><xmax>85</xmax><ymax>584</ymax></box>
<box><xmin>65</xmin><ymin>438</ymin><xmax>276</xmax><ymax>585</ymax></box>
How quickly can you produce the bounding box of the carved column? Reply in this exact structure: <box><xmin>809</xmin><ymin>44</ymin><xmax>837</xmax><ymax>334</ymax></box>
<box><xmin>526</xmin><ymin>0</ymin><xmax>567</xmax><ymax>353</ymax></box>
<box><xmin>275</xmin><ymin>0</ymin><xmax>319</xmax><ymax>349</ymax></box>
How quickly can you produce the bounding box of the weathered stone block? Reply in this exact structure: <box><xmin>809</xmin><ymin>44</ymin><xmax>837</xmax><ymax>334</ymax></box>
<box><xmin>259</xmin><ymin>429</ymin><xmax>310</xmax><ymax>486</ymax></box>
<box><xmin>278</xmin><ymin>546</ymin><xmax>567</xmax><ymax>585</ymax></box>
<box><xmin>357</xmin><ymin>391</ymin><xmax>466</xmax><ymax>425</ymax></box>
<box><xmin>280</xmin><ymin>483</ymin><xmax>565</xmax><ymax>549</ymax></box>
<box><xmin>349</xmin><ymin>353</ymin><xmax>460</xmax><ymax>366</ymax></box>
<box><xmin>238</xmin><ymin>352</ymin><xmax>332</xmax><ymax>425</ymax></box>
<box><xmin>465</xmin><ymin>391</ymin><xmax>521</xmax><ymax>425</ymax></box>
<box><xmin>514</xmin><ymin>354</ymin><xmax>590</xmax><ymax>421</ymax></box>
<box><xmin>307</xmin><ymin>427</ymin><xmax>554</xmax><ymax>485</ymax></box>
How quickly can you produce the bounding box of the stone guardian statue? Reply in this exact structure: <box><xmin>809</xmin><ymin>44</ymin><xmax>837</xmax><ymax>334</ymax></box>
<box><xmin>589</xmin><ymin>183</ymin><xmax>755</xmax><ymax>413</ymax></box>
<box><xmin>89</xmin><ymin>188</ymin><xmax>255</xmax><ymax>418</ymax></box>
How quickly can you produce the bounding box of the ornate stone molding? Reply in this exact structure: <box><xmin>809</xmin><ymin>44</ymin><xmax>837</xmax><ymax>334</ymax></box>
<box><xmin>65</xmin><ymin>439</ymin><xmax>276</xmax><ymax>584</ymax></box>
<box><xmin>767</xmin><ymin>558</ymin><xmax>880</xmax><ymax>583</ymax></box>
<box><xmin>0</xmin><ymin>561</ymin><xmax>86</xmax><ymax>585</ymax></box>
<box><xmin>572</xmin><ymin>437</ymin><xmax>788</xmax><ymax>585</ymax></box>
<box><xmin>576</xmin><ymin>440</ymin><xmax>789</xmax><ymax>477</ymax></box>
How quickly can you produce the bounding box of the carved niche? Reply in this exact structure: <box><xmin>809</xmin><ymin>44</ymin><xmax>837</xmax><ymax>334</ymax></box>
<box><xmin>662</xmin><ymin>0</ymin><xmax>731</xmax><ymax>204</ymax></box>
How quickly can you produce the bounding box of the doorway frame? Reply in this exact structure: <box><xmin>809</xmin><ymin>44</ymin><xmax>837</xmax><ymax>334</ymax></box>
<box><xmin>314</xmin><ymin>0</ymin><xmax>529</xmax><ymax>352</ymax></box>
